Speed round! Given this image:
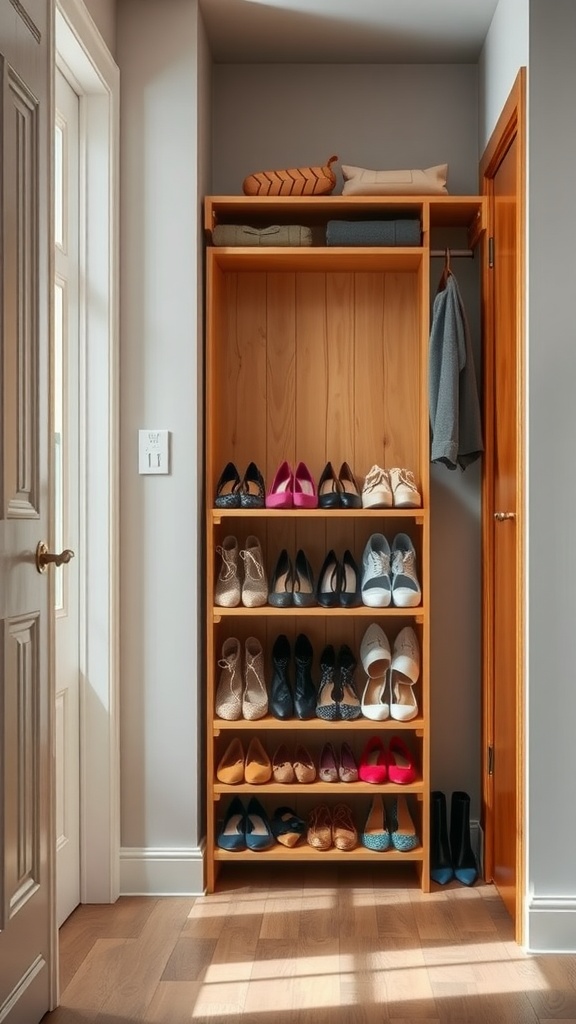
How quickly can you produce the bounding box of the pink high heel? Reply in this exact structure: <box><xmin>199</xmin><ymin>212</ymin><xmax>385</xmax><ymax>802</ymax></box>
<box><xmin>266</xmin><ymin>461</ymin><xmax>293</xmax><ymax>508</ymax></box>
<box><xmin>293</xmin><ymin>461</ymin><xmax>318</xmax><ymax>508</ymax></box>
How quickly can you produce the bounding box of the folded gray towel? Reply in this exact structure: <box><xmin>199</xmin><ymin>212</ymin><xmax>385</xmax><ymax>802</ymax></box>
<box><xmin>212</xmin><ymin>224</ymin><xmax>313</xmax><ymax>246</ymax></box>
<box><xmin>326</xmin><ymin>219</ymin><xmax>421</xmax><ymax>246</ymax></box>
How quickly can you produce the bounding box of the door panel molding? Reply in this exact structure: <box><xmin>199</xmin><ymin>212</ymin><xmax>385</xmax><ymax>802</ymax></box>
<box><xmin>55</xmin><ymin>0</ymin><xmax>120</xmax><ymax>905</ymax></box>
<box><xmin>480</xmin><ymin>67</ymin><xmax>526</xmax><ymax>944</ymax></box>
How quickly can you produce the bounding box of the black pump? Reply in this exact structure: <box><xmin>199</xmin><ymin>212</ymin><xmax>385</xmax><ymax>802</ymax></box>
<box><xmin>294</xmin><ymin>633</ymin><xmax>317</xmax><ymax>719</ymax></box>
<box><xmin>269</xmin><ymin>634</ymin><xmax>293</xmax><ymax>720</ymax></box>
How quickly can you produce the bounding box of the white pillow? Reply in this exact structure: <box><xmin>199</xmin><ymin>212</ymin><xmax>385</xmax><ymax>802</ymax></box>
<box><xmin>341</xmin><ymin>163</ymin><xmax>448</xmax><ymax>196</ymax></box>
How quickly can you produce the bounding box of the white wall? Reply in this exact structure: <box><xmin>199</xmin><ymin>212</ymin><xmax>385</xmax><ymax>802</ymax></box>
<box><xmin>117</xmin><ymin>0</ymin><xmax>204</xmax><ymax>894</ymax></box>
<box><xmin>478</xmin><ymin>0</ymin><xmax>528</xmax><ymax>151</ymax></box>
<box><xmin>83</xmin><ymin>0</ymin><xmax>117</xmax><ymax>57</ymax></box>
<box><xmin>525</xmin><ymin>0</ymin><xmax>576</xmax><ymax>951</ymax></box>
<box><xmin>212</xmin><ymin>62</ymin><xmax>484</xmax><ymax>809</ymax></box>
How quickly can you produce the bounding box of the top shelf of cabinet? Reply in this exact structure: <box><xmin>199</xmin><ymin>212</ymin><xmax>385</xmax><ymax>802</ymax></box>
<box><xmin>204</xmin><ymin>194</ymin><xmax>486</xmax><ymax>237</ymax></box>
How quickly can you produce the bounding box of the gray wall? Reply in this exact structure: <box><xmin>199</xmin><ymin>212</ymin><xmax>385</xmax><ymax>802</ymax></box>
<box><xmin>83</xmin><ymin>0</ymin><xmax>117</xmax><ymax>57</ymax></box>
<box><xmin>212</xmin><ymin>62</ymin><xmax>484</xmax><ymax>809</ymax></box>
<box><xmin>117</xmin><ymin>0</ymin><xmax>204</xmax><ymax>891</ymax></box>
<box><xmin>526</xmin><ymin>0</ymin><xmax>576</xmax><ymax>950</ymax></box>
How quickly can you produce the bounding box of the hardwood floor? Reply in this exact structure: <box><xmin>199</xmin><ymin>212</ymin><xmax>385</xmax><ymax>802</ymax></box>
<box><xmin>43</xmin><ymin>865</ymin><xmax>576</xmax><ymax>1023</ymax></box>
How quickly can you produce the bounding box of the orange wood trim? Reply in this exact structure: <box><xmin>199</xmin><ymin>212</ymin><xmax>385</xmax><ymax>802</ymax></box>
<box><xmin>480</xmin><ymin>66</ymin><xmax>526</xmax><ymax>944</ymax></box>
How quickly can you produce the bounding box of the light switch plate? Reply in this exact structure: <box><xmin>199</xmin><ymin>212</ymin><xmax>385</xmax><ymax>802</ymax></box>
<box><xmin>138</xmin><ymin>429</ymin><xmax>170</xmax><ymax>474</ymax></box>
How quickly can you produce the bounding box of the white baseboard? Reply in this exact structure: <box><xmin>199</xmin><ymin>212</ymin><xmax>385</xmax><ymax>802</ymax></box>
<box><xmin>526</xmin><ymin>896</ymin><xmax>576</xmax><ymax>952</ymax></box>
<box><xmin>120</xmin><ymin>845</ymin><xmax>205</xmax><ymax>896</ymax></box>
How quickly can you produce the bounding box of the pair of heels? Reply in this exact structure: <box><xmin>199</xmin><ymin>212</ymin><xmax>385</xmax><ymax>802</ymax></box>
<box><xmin>217</xmin><ymin>796</ymin><xmax>274</xmax><ymax>852</ymax></box>
<box><xmin>215</xmin><ymin>636</ymin><xmax>268</xmax><ymax>721</ymax></box>
<box><xmin>361</xmin><ymin>794</ymin><xmax>420</xmax><ymax>852</ymax></box>
<box><xmin>307</xmin><ymin>803</ymin><xmax>357</xmax><ymax>851</ymax></box>
<box><xmin>317</xmin><ymin>549</ymin><xmax>361</xmax><ymax>607</ymax></box>
<box><xmin>216</xmin><ymin>736</ymin><xmax>271</xmax><ymax>785</ymax></box>
<box><xmin>359</xmin><ymin>734</ymin><xmax>418</xmax><ymax>785</ymax></box>
<box><xmin>271</xmin><ymin>743</ymin><xmax>316</xmax><ymax>784</ymax></box>
<box><xmin>316</xmin><ymin>644</ymin><xmax>361</xmax><ymax>721</ymax></box>
<box><xmin>318</xmin><ymin>741</ymin><xmax>358</xmax><ymax>783</ymax></box>
<box><xmin>215</xmin><ymin>535</ymin><xmax>268</xmax><ymax>608</ymax></box>
<box><xmin>269</xmin><ymin>633</ymin><xmax>317</xmax><ymax>721</ymax></box>
<box><xmin>360</xmin><ymin>623</ymin><xmax>420</xmax><ymax>722</ymax></box>
<box><xmin>318</xmin><ymin>461</ymin><xmax>362</xmax><ymax>509</ymax></box>
<box><xmin>266</xmin><ymin>460</ymin><xmax>317</xmax><ymax>509</ymax></box>
<box><xmin>268</xmin><ymin>549</ymin><xmax>316</xmax><ymax>607</ymax></box>
<box><xmin>214</xmin><ymin>461</ymin><xmax>265</xmax><ymax>509</ymax></box>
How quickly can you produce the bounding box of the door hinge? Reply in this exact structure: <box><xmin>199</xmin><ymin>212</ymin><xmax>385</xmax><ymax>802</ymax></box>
<box><xmin>488</xmin><ymin>236</ymin><xmax>495</xmax><ymax>269</ymax></box>
<box><xmin>488</xmin><ymin>745</ymin><xmax>494</xmax><ymax>776</ymax></box>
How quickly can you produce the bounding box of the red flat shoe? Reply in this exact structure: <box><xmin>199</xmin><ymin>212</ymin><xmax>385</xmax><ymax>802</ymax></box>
<box><xmin>266</xmin><ymin>460</ymin><xmax>293</xmax><ymax>508</ymax></box>
<box><xmin>387</xmin><ymin>735</ymin><xmax>417</xmax><ymax>785</ymax></box>
<box><xmin>358</xmin><ymin>735</ymin><xmax>388</xmax><ymax>784</ymax></box>
<box><xmin>293</xmin><ymin>461</ymin><xmax>318</xmax><ymax>509</ymax></box>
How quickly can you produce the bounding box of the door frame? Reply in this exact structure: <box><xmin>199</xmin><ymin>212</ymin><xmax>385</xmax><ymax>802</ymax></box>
<box><xmin>55</xmin><ymin>0</ymin><xmax>120</xmax><ymax>906</ymax></box>
<box><xmin>480</xmin><ymin>68</ymin><xmax>526</xmax><ymax>943</ymax></box>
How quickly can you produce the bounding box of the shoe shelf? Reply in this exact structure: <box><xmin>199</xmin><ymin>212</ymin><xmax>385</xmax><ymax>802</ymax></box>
<box><xmin>212</xmin><ymin>717</ymin><xmax>425</xmax><ymax>732</ymax></box>
<box><xmin>204</xmin><ymin>193</ymin><xmax>485</xmax><ymax>893</ymax></box>
<box><xmin>213</xmin><ymin>844</ymin><xmax>424</xmax><ymax>863</ymax></box>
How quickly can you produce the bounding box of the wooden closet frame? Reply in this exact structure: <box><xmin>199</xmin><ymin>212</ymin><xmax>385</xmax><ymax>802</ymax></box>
<box><xmin>203</xmin><ymin>194</ymin><xmax>486</xmax><ymax>893</ymax></box>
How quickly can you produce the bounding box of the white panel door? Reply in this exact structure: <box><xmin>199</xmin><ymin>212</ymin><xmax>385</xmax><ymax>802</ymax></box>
<box><xmin>54</xmin><ymin>66</ymin><xmax>80</xmax><ymax>928</ymax></box>
<box><xmin>0</xmin><ymin>1</ymin><xmax>55</xmax><ymax>1021</ymax></box>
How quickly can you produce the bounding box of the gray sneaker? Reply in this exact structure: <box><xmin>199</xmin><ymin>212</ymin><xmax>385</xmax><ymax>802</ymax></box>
<box><xmin>361</xmin><ymin>534</ymin><xmax>392</xmax><ymax>607</ymax></box>
<box><xmin>391</xmin><ymin>534</ymin><xmax>421</xmax><ymax>607</ymax></box>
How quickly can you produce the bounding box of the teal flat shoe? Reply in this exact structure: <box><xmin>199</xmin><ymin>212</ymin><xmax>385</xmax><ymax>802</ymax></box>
<box><xmin>217</xmin><ymin>796</ymin><xmax>246</xmax><ymax>852</ymax></box>
<box><xmin>245</xmin><ymin>797</ymin><xmax>274</xmax><ymax>851</ymax></box>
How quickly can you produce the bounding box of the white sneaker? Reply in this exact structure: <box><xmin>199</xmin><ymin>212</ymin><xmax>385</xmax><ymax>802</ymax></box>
<box><xmin>362</xmin><ymin>465</ymin><xmax>392</xmax><ymax>509</ymax></box>
<box><xmin>391</xmin><ymin>533</ymin><xmax>421</xmax><ymax>607</ymax></box>
<box><xmin>389</xmin><ymin>468</ymin><xmax>421</xmax><ymax>508</ymax></box>
<box><xmin>360</xmin><ymin>624</ymin><xmax>391</xmax><ymax>720</ymax></box>
<box><xmin>390</xmin><ymin>626</ymin><xmax>420</xmax><ymax>722</ymax></box>
<box><xmin>361</xmin><ymin>534</ymin><xmax>392</xmax><ymax>607</ymax></box>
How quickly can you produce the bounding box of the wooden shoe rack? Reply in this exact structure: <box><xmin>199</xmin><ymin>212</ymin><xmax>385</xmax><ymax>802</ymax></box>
<box><xmin>204</xmin><ymin>193</ymin><xmax>485</xmax><ymax>892</ymax></box>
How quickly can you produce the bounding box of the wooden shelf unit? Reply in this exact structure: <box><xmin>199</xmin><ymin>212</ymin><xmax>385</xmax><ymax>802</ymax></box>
<box><xmin>204</xmin><ymin>193</ymin><xmax>485</xmax><ymax>892</ymax></box>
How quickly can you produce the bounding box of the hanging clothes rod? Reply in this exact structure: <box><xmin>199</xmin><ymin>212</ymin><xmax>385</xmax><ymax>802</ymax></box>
<box><xmin>430</xmin><ymin>248</ymin><xmax>474</xmax><ymax>258</ymax></box>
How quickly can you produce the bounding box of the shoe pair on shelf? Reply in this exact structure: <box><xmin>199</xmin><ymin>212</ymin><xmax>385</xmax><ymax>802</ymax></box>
<box><xmin>216</xmin><ymin>736</ymin><xmax>271</xmax><ymax>785</ymax></box>
<box><xmin>268</xmin><ymin>549</ymin><xmax>316</xmax><ymax>607</ymax></box>
<box><xmin>362</xmin><ymin>466</ymin><xmax>421</xmax><ymax>509</ymax></box>
<box><xmin>215</xmin><ymin>637</ymin><xmax>268</xmax><ymax>721</ymax></box>
<box><xmin>215</xmin><ymin>535</ymin><xmax>268</xmax><ymax>607</ymax></box>
<box><xmin>359</xmin><ymin>734</ymin><xmax>418</xmax><ymax>785</ymax></box>
<box><xmin>318</xmin><ymin>741</ymin><xmax>358</xmax><ymax>783</ymax></box>
<box><xmin>360</xmin><ymin>623</ymin><xmax>420</xmax><ymax>722</ymax></box>
<box><xmin>271</xmin><ymin>742</ymin><xmax>316</xmax><ymax>784</ymax></box>
<box><xmin>317</xmin><ymin>549</ymin><xmax>361</xmax><ymax>607</ymax></box>
<box><xmin>317</xmin><ymin>461</ymin><xmax>362</xmax><ymax>509</ymax></box>
<box><xmin>361</xmin><ymin>532</ymin><xmax>421</xmax><ymax>608</ymax></box>
<box><xmin>217</xmin><ymin>798</ymin><xmax>306</xmax><ymax>851</ymax></box>
<box><xmin>361</xmin><ymin>794</ymin><xmax>420</xmax><ymax>852</ymax></box>
<box><xmin>430</xmin><ymin>790</ymin><xmax>478</xmax><ymax>886</ymax></box>
<box><xmin>266</xmin><ymin>461</ymin><xmax>317</xmax><ymax>509</ymax></box>
<box><xmin>316</xmin><ymin>644</ymin><xmax>361</xmax><ymax>721</ymax></box>
<box><xmin>214</xmin><ymin>461</ymin><xmax>266</xmax><ymax>509</ymax></box>
<box><xmin>269</xmin><ymin>633</ymin><xmax>317</xmax><ymax>720</ymax></box>
<box><xmin>307</xmin><ymin>803</ymin><xmax>357</xmax><ymax>851</ymax></box>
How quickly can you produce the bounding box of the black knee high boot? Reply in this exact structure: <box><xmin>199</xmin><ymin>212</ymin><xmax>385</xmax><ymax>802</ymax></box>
<box><xmin>449</xmin><ymin>790</ymin><xmax>478</xmax><ymax>886</ymax></box>
<box><xmin>430</xmin><ymin>790</ymin><xmax>453</xmax><ymax>885</ymax></box>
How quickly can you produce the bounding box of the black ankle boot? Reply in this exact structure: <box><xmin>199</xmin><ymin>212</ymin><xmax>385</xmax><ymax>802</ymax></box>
<box><xmin>269</xmin><ymin>634</ymin><xmax>293</xmax><ymax>720</ymax></box>
<box><xmin>430</xmin><ymin>790</ymin><xmax>453</xmax><ymax>884</ymax></box>
<box><xmin>449</xmin><ymin>790</ymin><xmax>478</xmax><ymax>886</ymax></box>
<box><xmin>294</xmin><ymin>633</ymin><xmax>317</xmax><ymax>719</ymax></box>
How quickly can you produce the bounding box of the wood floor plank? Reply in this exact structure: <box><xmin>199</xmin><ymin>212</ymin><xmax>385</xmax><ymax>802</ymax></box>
<box><xmin>46</xmin><ymin>886</ymin><xmax>576</xmax><ymax>1024</ymax></box>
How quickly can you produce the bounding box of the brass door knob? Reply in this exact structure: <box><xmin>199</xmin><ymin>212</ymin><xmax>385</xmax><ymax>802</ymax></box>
<box><xmin>36</xmin><ymin>541</ymin><xmax>75</xmax><ymax>574</ymax></box>
<box><xmin>493</xmin><ymin>511</ymin><xmax>516</xmax><ymax>521</ymax></box>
